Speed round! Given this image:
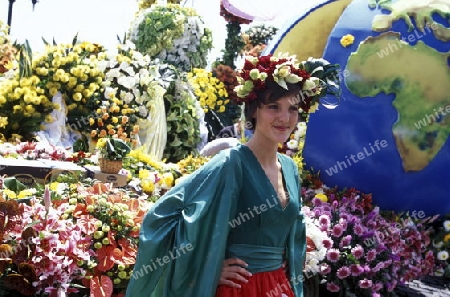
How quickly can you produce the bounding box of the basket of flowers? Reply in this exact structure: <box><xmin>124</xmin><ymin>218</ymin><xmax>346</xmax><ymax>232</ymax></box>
<box><xmin>96</xmin><ymin>137</ymin><xmax>131</xmax><ymax>174</ymax></box>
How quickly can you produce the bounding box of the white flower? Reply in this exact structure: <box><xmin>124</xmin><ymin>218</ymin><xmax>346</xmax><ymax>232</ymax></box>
<box><xmin>444</xmin><ymin>220</ymin><xmax>450</xmax><ymax>232</ymax></box>
<box><xmin>286</xmin><ymin>139</ymin><xmax>298</xmax><ymax>150</ymax></box>
<box><xmin>437</xmin><ymin>250</ymin><xmax>449</xmax><ymax>261</ymax></box>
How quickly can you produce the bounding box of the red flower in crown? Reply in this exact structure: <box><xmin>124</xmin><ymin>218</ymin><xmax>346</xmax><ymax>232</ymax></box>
<box><xmin>234</xmin><ymin>53</ymin><xmax>313</xmax><ymax>104</ymax></box>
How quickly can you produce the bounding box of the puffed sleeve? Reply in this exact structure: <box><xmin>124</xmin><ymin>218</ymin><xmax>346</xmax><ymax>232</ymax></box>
<box><xmin>284</xmin><ymin>157</ymin><xmax>307</xmax><ymax>297</ymax></box>
<box><xmin>126</xmin><ymin>148</ymin><xmax>243</xmax><ymax>297</ymax></box>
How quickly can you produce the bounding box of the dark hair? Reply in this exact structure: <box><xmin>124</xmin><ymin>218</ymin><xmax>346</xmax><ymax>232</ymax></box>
<box><xmin>244</xmin><ymin>80</ymin><xmax>302</xmax><ymax>131</ymax></box>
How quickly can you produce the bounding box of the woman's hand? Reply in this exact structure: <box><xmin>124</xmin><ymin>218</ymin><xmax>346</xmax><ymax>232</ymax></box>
<box><xmin>219</xmin><ymin>258</ymin><xmax>252</xmax><ymax>288</ymax></box>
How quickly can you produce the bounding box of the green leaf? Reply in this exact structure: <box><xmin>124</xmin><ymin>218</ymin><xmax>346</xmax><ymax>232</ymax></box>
<box><xmin>3</xmin><ymin>177</ymin><xmax>27</xmax><ymax>192</ymax></box>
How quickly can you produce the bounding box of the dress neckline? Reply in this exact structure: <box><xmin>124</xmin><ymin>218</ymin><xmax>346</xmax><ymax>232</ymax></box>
<box><xmin>240</xmin><ymin>144</ymin><xmax>291</xmax><ymax>211</ymax></box>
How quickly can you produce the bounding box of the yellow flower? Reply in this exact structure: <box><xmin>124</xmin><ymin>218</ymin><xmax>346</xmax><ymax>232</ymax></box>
<box><xmin>444</xmin><ymin>234</ymin><xmax>450</xmax><ymax>243</ymax></box>
<box><xmin>141</xmin><ymin>180</ymin><xmax>155</xmax><ymax>194</ymax></box>
<box><xmin>0</xmin><ymin>117</ymin><xmax>8</xmax><ymax>128</ymax></box>
<box><xmin>340</xmin><ymin>34</ymin><xmax>355</xmax><ymax>47</ymax></box>
<box><xmin>315</xmin><ymin>193</ymin><xmax>328</xmax><ymax>202</ymax></box>
<box><xmin>161</xmin><ymin>172</ymin><xmax>174</xmax><ymax>187</ymax></box>
<box><xmin>96</xmin><ymin>137</ymin><xmax>107</xmax><ymax>148</ymax></box>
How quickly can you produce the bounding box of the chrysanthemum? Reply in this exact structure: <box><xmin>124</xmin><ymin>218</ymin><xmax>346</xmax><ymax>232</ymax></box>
<box><xmin>326</xmin><ymin>248</ymin><xmax>340</xmax><ymax>262</ymax></box>
<box><xmin>351</xmin><ymin>245</ymin><xmax>364</xmax><ymax>259</ymax></box>
<box><xmin>326</xmin><ymin>282</ymin><xmax>340</xmax><ymax>292</ymax></box>
<box><xmin>318</xmin><ymin>215</ymin><xmax>330</xmax><ymax>227</ymax></box>
<box><xmin>366</xmin><ymin>249</ymin><xmax>377</xmax><ymax>262</ymax></box>
<box><xmin>350</xmin><ymin>264</ymin><xmax>364</xmax><ymax>276</ymax></box>
<box><xmin>359</xmin><ymin>278</ymin><xmax>373</xmax><ymax>289</ymax></box>
<box><xmin>336</xmin><ymin>266</ymin><xmax>351</xmax><ymax>279</ymax></box>
<box><xmin>331</xmin><ymin>224</ymin><xmax>344</xmax><ymax>237</ymax></box>
<box><xmin>322</xmin><ymin>238</ymin><xmax>333</xmax><ymax>249</ymax></box>
<box><xmin>340</xmin><ymin>235</ymin><xmax>352</xmax><ymax>247</ymax></box>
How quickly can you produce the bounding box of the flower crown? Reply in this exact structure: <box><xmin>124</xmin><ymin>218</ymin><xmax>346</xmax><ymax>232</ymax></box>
<box><xmin>233</xmin><ymin>53</ymin><xmax>341</xmax><ymax>112</ymax></box>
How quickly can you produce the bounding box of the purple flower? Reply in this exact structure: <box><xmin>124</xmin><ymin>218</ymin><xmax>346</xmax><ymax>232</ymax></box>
<box><xmin>366</xmin><ymin>249</ymin><xmax>377</xmax><ymax>262</ymax></box>
<box><xmin>322</xmin><ymin>238</ymin><xmax>333</xmax><ymax>249</ymax></box>
<box><xmin>340</xmin><ymin>235</ymin><xmax>352</xmax><ymax>247</ymax></box>
<box><xmin>353</xmin><ymin>224</ymin><xmax>364</xmax><ymax>236</ymax></box>
<box><xmin>332</xmin><ymin>224</ymin><xmax>344</xmax><ymax>237</ymax></box>
<box><xmin>350</xmin><ymin>264</ymin><xmax>364</xmax><ymax>276</ymax></box>
<box><xmin>320</xmin><ymin>263</ymin><xmax>331</xmax><ymax>275</ymax></box>
<box><xmin>337</xmin><ymin>266</ymin><xmax>351</xmax><ymax>279</ymax></box>
<box><xmin>326</xmin><ymin>248</ymin><xmax>340</xmax><ymax>262</ymax></box>
<box><xmin>351</xmin><ymin>245</ymin><xmax>364</xmax><ymax>259</ymax></box>
<box><xmin>359</xmin><ymin>278</ymin><xmax>373</xmax><ymax>289</ymax></box>
<box><xmin>326</xmin><ymin>282</ymin><xmax>340</xmax><ymax>292</ymax></box>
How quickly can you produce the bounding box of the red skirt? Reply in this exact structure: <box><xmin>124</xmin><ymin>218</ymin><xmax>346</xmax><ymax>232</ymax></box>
<box><xmin>215</xmin><ymin>267</ymin><xmax>294</xmax><ymax>297</ymax></box>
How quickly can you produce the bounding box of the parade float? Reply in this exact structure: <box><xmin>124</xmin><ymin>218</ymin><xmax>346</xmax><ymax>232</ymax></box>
<box><xmin>0</xmin><ymin>0</ymin><xmax>448</xmax><ymax>296</ymax></box>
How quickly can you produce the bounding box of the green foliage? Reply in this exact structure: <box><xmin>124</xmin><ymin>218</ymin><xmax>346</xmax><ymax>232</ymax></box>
<box><xmin>220</xmin><ymin>22</ymin><xmax>245</xmax><ymax>69</ymax></box>
<box><xmin>162</xmin><ymin>79</ymin><xmax>201</xmax><ymax>163</ymax></box>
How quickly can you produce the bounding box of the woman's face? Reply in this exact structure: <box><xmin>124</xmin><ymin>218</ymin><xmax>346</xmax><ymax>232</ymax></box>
<box><xmin>253</xmin><ymin>95</ymin><xmax>300</xmax><ymax>144</ymax></box>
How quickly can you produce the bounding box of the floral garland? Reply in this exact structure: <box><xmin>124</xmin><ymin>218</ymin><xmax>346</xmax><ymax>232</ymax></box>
<box><xmin>234</xmin><ymin>53</ymin><xmax>341</xmax><ymax>113</ymax></box>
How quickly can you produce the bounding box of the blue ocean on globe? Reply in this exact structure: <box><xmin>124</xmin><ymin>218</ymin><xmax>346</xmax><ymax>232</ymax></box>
<box><xmin>300</xmin><ymin>0</ymin><xmax>450</xmax><ymax>216</ymax></box>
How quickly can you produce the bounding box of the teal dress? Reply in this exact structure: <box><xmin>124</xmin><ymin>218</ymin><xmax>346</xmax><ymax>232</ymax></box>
<box><xmin>126</xmin><ymin>144</ymin><xmax>306</xmax><ymax>297</ymax></box>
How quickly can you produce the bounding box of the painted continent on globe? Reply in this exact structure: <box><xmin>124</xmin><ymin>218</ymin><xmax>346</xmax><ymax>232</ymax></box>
<box><xmin>265</xmin><ymin>0</ymin><xmax>450</xmax><ymax>215</ymax></box>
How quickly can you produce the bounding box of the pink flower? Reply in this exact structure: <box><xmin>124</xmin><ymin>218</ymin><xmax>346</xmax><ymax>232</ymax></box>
<box><xmin>320</xmin><ymin>263</ymin><xmax>331</xmax><ymax>275</ymax></box>
<box><xmin>322</xmin><ymin>238</ymin><xmax>333</xmax><ymax>249</ymax></box>
<box><xmin>326</xmin><ymin>248</ymin><xmax>340</xmax><ymax>262</ymax></box>
<box><xmin>353</xmin><ymin>224</ymin><xmax>364</xmax><ymax>236</ymax></box>
<box><xmin>318</xmin><ymin>214</ymin><xmax>330</xmax><ymax>227</ymax></box>
<box><xmin>359</xmin><ymin>278</ymin><xmax>373</xmax><ymax>289</ymax></box>
<box><xmin>336</xmin><ymin>266</ymin><xmax>350</xmax><ymax>279</ymax></box>
<box><xmin>331</xmin><ymin>224</ymin><xmax>344</xmax><ymax>237</ymax></box>
<box><xmin>44</xmin><ymin>185</ymin><xmax>51</xmax><ymax>211</ymax></box>
<box><xmin>326</xmin><ymin>282</ymin><xmax>340</xmax><ymax>292</ymax></box>
<box><xmin>350</xmin><ymin>264</ymin><xmax>364</xmax><ymax>276</ymax></box>
<box><xmin>366</xmin><ymin>249</ymin><xmax>377</xmax><ymax>262</ymax></box>
<box><xmin>351</xmin><ymin>245</ymin><xmax>364</xmax><ymax>259</ymax></box>
<box><xmin>339</xmin><ymin>235</ymin><xmax>352</xmax><ymax>248</ymax></box>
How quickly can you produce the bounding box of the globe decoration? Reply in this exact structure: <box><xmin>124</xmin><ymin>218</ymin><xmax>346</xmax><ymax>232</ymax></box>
<box><xmin>265</xmin><ymin>0</ymin><xmax>450</xmax><ymax>216</ymax></box>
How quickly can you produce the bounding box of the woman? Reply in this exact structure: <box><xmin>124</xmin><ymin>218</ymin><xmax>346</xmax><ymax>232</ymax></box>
<box><xmin>126</xmin><ymin>53</ymin><xmax>339</xmax><ymax>297</ymax></box>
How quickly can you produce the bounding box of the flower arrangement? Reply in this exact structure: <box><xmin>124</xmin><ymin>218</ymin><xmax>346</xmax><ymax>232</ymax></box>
<box><xmin>96</xmin><ymin>137</ymin><xmax>131</xmax><ymax>161</ymax></box>
<box><xmin>234</xmin><ymin>53</ymin><xmax>341</xmax><ymax>113</ymax></box>
<box><xmin>187</xmin><ymin>68</ymin><xmax>230</xmax><ymax>113</ymax></box>
<box><xmin>0</xmin><ymin>72</ymin><xmax>58</xmax><ymax>140</ymax></box>
<box><xmin>431</xmin><ymin>217</ymin><xmax>450</xmax><ymax>278</ymax></box>
<box><xmin>87</xmin><ymin>42</ymin><xmax>164</xmax><ymax>144</ymax></box>
<box><xmin>243</xmin><ymin>24</ymin><xmax>278</xmax><ymax>47</ymax></box>
<box><xmin>0</xmin><ymin>179</ymin><xmax>152</xmax><ymax>297</ymax></box>
<box><xmin>32</xmin><ymin>39</ymin><xmax>106</xmax><ymax>125</ymax></box>
<box><xmin>123</xmin><ymin>147</ymin><xmax>180</xmax><ymax>200</ymax></box>
<box><xmin>302</xmin><ymin>205</ymin><xmax>332</xmax><ymax>275</ymax></box>
<box><xmin>301</xmin><ymin>184</ymin><xmax>436</xmax><ymax>296</ymax></box>
<box><xmin>129</xmin><ymin>4</ymin><xmax>213</xmax><ymax>71</ymax></box>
